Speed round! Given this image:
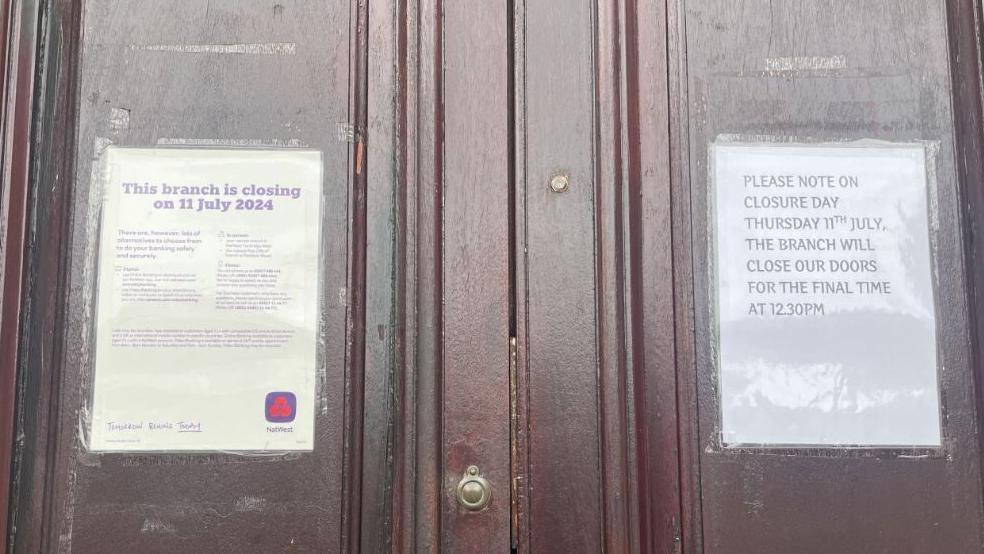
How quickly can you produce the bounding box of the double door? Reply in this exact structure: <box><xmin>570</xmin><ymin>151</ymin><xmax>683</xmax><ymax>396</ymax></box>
<box><xmin>7</xmin><ymin>0</ymin><xmax>984</xmax><ymax>552</ymax></box>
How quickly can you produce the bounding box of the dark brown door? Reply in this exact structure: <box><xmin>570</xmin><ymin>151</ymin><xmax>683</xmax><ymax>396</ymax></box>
<box><xmin>361</xmin><ymin>0</ymin><xmax>984</xmax><ymax>551</ymax></box>
<box><xmin>10</xmin><ymin>1</ymin><xmax>356</xmax><ymax>551</ymax></box>
<box><xmin>355</xmin><ymin>0</ymin><xmax>684</xmax><ymax>550</ymax></box>
<box><xmin>676</xmin><ymin>2</ymin><xmax>984</xmax><ymax>552</ymax></box>
<box><xmin>10</xmin><ymin>0</ymin><xmax>676</xmax><ymax>550</ymax></box>
<box><xmin>356</xmin><ymin>0</ymin><xmax>685</xmax><ymax>549</ymax></box>
<box><xmin>9</xmin><ymin>0</ymin><xmax>984</xmax><ymax>553</ymax></box>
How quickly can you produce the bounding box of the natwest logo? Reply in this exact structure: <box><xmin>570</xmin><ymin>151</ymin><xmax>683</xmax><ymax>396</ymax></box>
<box><xmin>265</xmin><ymin>392</ymin><xmax>297</xmax><ymax>423</ymax></box>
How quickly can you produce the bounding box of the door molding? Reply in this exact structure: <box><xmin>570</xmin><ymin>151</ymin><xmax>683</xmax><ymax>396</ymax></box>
<box><xmin>6</xmin><ymin>0</ymin><xmax>83</xmax><ymax>550</ymax></box>
<box><xmin>946</xmin><ymin>0</ymin><xmax>984</xmax><ymax>517</ymax></box>
<box><xmin>1</xmin><ymin>0</ymin><xmax>41</xmax><ymax>549</ymax></box>
<box><xmin>362</xmin><ymin>0</ymin><xmax>513</xmax><ymax>551</ymax></box>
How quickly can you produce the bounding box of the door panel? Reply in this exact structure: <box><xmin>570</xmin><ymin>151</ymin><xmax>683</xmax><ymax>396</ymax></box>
<box><xmin>13</xmin><ymin>1</ymin><xmax>356</xmax><ymax>551</ymax></box>
<box><xmin>441</xmin><ymin>0</ymin><xmax>512</xmax><ymax>550</ymax></box>
<box><xmin>679</xmin><ymin>1</ymin><xmax>984</xmax><ymax>552</ymax></box>
<box><xmin>520</xmin><ymin>0</ymin><xmax>602</xmax><ymax>549</ymax></box>
<box><xmin>514</xmin><ymin>0</ymin><xmax>681</xmax><ymax>550</ymax></box>
<box><xmin>356</xmin><ymin>0</ymin><xmax>515</xmax><ymax>550</ymax></box>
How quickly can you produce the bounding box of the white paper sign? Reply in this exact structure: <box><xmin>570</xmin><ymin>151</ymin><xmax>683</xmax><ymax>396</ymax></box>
<box><xmin>713</xmin><ymin>143</ymin><xmax>940</xmax><ymax>446</ymax></box>
<box><xmin>89</xmin><ymin>147</ymin><xmax>322</xmax><ymax>451</ymax></box>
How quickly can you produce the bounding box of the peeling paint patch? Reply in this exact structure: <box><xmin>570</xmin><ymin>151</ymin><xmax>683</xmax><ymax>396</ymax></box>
<box><xmin>120</xmin><ymin>452</ymin><xmax>300</xmax><ymax>466</ymax></box>
<box><xmin>337</xmin><ymin>123</ymin><xmax>357</xmax><ymax>142</ymax></box>
<box><xmin>156</xmin><ymin>138</ymin><xmax>305</xmax><ymax>148</ymax></box>
<box><xmin>234</xmin><ymin>495</ymin><xmax>268</xmax><ymax>512</ymax></box>
<box><xmin>743</xmin><ymin>498</ymin><xmax>765</xmax><ymax>513</ymax></box>
<box><xmin>94</xmin><ymin>136</ymin><xmax>113</xmax><ymax>154</ymax></box>
<box><xmin>232</xmin><ymin>496</ymin><xmax>292</xmax><ymax>514</ymax></box>
<box><xmin>109</xmin><ymin>107</ymin><xmax>130</xmax><ymax>135</ymax></box>
<box><xmin>130</xmin><ymin>42</ymin><xmax>296</xmax><ymax>55</ymax></box>
<box><xmin>140</xmin><ymin>518</ymin><xmax>177</xmax><ymax>536</ymax></box>
<box><xmin>764</xmin><ymin>55</ymin><xmax>847</xmax><ymax>72</ymax></box>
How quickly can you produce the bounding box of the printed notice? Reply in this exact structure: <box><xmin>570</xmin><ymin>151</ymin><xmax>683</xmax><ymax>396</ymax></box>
<box><xmin>713</xmin><ymin>143</ymin><xmax>940</xmax><ymax>446</ymax></box>
<box><xmin>89</xmin><ymin>147</ymin><xmax>322</xmax><ymax>451</ymax></box>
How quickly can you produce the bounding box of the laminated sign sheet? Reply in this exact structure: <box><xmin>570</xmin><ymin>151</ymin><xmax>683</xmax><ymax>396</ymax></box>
<box><xmin>89</xmin><ymin>148</ymin><xmax>322</xmax><ymax>452</ymax></box>
<box><xmin>712</xmin><ymin>143</ymin><xmax>941</xmax><ymax>447</ymax></box>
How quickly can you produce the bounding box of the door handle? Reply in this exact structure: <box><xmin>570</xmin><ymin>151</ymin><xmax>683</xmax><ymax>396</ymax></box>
<box><xmin>456</xmin><ymin>465</ymin><xmax>492</xmax><ymax>511</ymax></box>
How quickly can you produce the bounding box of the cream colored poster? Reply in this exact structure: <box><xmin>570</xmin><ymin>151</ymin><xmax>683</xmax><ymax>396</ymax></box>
<box><xmin>88</xmin><ymin>147</ymin><xmax>321</xmax><ymax>452</ymax></box>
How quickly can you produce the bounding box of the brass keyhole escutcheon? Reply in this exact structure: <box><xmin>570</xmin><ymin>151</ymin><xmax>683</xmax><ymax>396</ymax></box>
<box><xmin>456</xmin><ymin>465</ymin><xmax>491</xmax><ymax>511</ymax></box>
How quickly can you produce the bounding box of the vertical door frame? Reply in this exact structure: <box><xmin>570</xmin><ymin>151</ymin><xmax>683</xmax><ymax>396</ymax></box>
<box><xmin>665</xmin><ymin>0</ymin><xmax>703</xmax><ymax>549</ymax></box>
<box><xmin>0</xmin><ymin>0</ymin><xmax>38</xmax><ymax>548</ymax></box>
<box><xmin>343</xmin><ymin>0</ymin><xmax>371</xmax><ymax>550</ymax></box>
<box><xmin>947</xmin><ymin>0</ymin><xmax>984</xmax><ymax>512</ymax></box>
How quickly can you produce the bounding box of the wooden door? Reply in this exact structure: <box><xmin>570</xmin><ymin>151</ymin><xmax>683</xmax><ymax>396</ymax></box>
<box><xmin>357</xmin><ymin>0</ymin><xmax>683</xmax><ymax>550</ymax></box>
<box><xmin>8</xmin><ymin>0</ymin><xmax>984</xmax><ymax>552</ymax></box>
<box><xmin>10</xmin><ymin>1</ymin><xmax>358</xmax><ymax>551</ymax></box>
<box><xmin>675</xmin><ymin>1</ymin><xmax>984</xmax><ymax>552</ymax></box>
